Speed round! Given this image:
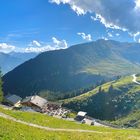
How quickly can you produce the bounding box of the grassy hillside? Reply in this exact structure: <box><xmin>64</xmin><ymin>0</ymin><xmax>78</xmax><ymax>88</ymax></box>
<box><xmin>0</xmin><ymin>117</ymin><xmax>105</xmax><ymax>140</ymax></box>
<box><xmin>63</xmin><ymin>75</ymin><xmax>140</xmax><ymax>122</ymax></box>
<box><xmin>0</xmin><ymin>107</ymin><xmax>140</xmax><ymax>140</ymax></box>
<box><xmin>111</xmin><ymin>110</ymin><xmax>140</xmax><ymax>128</ymax></box>
<box><xmin>3</xmin><ymin>40</ymin><xmax>140</xmax><ymax>100</ymax></box>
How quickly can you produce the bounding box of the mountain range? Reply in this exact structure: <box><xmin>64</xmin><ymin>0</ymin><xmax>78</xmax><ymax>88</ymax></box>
<box><xmin>2</xmin><ymin>39</ymin><xmax>140</xmax><ymax>99</ymax></box>
<box><xmin>0</xmin><ymin>52</ymin><xmax>37</xmax><ymax>74</ymax></box>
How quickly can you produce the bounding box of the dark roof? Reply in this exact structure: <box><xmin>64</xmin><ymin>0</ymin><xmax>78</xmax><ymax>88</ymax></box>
<box><xmin>5</xmin><ymin>94</ymin><xmax>22</xmax><ymax>105</ymax></box>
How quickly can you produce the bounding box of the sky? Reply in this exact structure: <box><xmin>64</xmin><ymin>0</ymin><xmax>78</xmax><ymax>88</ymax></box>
<box><xmin>0</xmin><ymin>0</ymin><xmax>140</xmax><ymax>53</ymax></box>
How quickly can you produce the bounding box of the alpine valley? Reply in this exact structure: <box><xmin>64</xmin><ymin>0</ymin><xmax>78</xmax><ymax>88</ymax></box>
<box><xmin>1</xmin><ymin>1</ymin><xmax>140</xmax><ymax>139</ymax></box>
<box><xmin>1</xmin><ymin>39</ymin><xmax>140</xmax><ymax>133</ymax></box>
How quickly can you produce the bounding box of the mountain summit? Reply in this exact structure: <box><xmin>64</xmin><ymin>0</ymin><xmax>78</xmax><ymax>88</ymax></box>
<box><xmin>3</xmin><ymin>40</ymin><xmax>140</xmax><ymax>99</ymax></box>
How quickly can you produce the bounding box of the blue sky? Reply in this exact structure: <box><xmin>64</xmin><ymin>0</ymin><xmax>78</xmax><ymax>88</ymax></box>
<box><xmin>0</xmin><ymin>0</ymin><xmax>140</xmax><ymax>53</ymax></box>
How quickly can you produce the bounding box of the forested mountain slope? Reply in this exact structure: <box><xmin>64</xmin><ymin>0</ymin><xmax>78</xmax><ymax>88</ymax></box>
<box><xmin>3</xmin><ymin>40</ymin><xmax>140</xmax><ymax>99</ymax></box>
<box><xmin>63</xmin><ymin>74</ymin><xmax>140</xmax><ymax>123</ymax></box>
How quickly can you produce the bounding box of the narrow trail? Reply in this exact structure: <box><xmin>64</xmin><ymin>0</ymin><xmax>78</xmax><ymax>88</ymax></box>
<box><xmin>132</xmin><ymin>74</ymin><xmax>140</xmax><ymax>85</ymax></box>
<box><xmin>0</xmin><ymin>112</ymin><xmax>108</xmax><ymax>134</ymax></box>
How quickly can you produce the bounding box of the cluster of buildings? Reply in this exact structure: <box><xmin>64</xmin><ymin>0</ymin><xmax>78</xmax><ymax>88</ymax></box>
<box><xmin>4</xmin><ymin>94</ymin><xmax>106</xmax><ymax>126</ymax></box>
<box><xmin>4</xmin><ymin>94</ymin><xmax>70</xmax><ymax>118</ymax></box>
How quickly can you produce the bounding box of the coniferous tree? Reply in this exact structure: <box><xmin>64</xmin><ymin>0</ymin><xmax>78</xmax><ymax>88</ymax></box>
<box><xmin>108</xmin><ymin>84</ymin><xmax>114</xmax><ymax>93</ymax></box>
<box><xmin>98</xmin><ymin>86</ymin><xmax>102</xmax><ymax>93</ymax></box>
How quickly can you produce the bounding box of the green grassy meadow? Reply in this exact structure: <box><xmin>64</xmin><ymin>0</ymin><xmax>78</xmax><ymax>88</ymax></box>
<box><xmin>0</xmin><ymin>106</ymin><xmax>140</xmax><ymax>140</ymax></box>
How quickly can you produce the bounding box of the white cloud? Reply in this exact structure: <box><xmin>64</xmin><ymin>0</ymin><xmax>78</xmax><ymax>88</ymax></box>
<box><xmin>28</xmin><ymin>40</ymin><xmax>41</xmax><ymax>47</ymax></box>
<box><xmin>49</xmin><ymin>0</ymin><xmax>70</xmax><ymax>5</ymax></box>
<box><xmin>77</xmin><ymin>32</ymin><xmax>92</xmax><ymax>41</ymax></box>
<box><xmin>49</xmin><ymin>0</ymin><xmax>140</xmax><ymax>35</ymax></box>
<box><xmin>0</xmin><ymin>43</ymin><xmax>15</xmax><ymax>53</ymax></box>
<box><xmin>52</xmin><ymin>37</ymin><xmax>68</xmax><ymax>49</ymax></box>
<box><xmin>101</xmin><ymin>36</ymin><xmax>108</xmax><ymax>40</ymax></box>
<box><xmin>116</xmin><ymin>33</ymin><xmax>120</xmax><ymax>36</ymax></box>
<box><xmin>129</xmin><ymin>32</ymin><xmax>140</xmax><ymax>41</ymax></box>
<box><xmin>107</xmin><ymin>32</ymin><xmax>113</xmax><ymax>38</ymax></box>
<box><xmin>24</xmin><ymin>45</ymin><xmax>55</xmax><ymax>53</ymax></box>
<box><xmin>71</xmin><ymin>5</ymin><xmax>85</xmax><ymax>15</ymax></box>
<box><xmin>135</xmin><ymin>0</ymin><xmax>140</xmax><ymax>10</ymax></box>
<box><xmin>0</xmin><ymin>37</ymin><xmax>68</xmax><ymax>53</ymax></box>
<box><xmin>24</xmin><ymin>37</ymin><xmax>68</xmax><ymax>53</ymax></box>
<box><xmin>91</xmin><ymin>15</ymin><xmax>127</xmax><ymax>31</ymax></box>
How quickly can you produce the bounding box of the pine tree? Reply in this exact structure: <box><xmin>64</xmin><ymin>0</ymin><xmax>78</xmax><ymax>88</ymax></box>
<box><xmin>108</xmin><ymin>84</ymin><xmax>114</xmax><ymax>93</ymax></box>
<box><xmin>0</xmin><ymin>69</ymin><xmax>3</xmax><ymax>102</ymax></box>
<box><xmin>98</xmin><ymin>86</ymin><xmax>102</xmax><ymax>93</ymax></box>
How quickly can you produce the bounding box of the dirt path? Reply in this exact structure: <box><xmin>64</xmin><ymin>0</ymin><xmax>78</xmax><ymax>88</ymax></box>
<box><xmin>0</xmin><ymin>112</ymin><xmax>108</xmax><ymax>133</ymax></box>
<box><xmin>132</xmin><ymin>74</ymin><xmax>140</xmax><ymax>85</ymax></box>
